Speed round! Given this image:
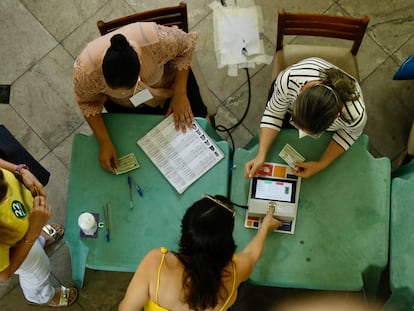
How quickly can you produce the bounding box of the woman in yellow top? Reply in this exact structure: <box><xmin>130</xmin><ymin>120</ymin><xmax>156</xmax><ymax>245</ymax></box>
<box><xmin>0</xmin><ymin>159</ymin><xmax>77</xmax><ymax>307</ymax></box>
<box><xmin>119</xmin><ymin>194</ymin><xmax>281</xmax><ymax>311</ymax></box>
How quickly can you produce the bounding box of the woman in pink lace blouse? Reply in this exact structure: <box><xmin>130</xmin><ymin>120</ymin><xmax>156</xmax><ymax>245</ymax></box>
<box><xmin>73</xmin><ymin>22</ymin><xmax>207</xmax><ymax>172</ymax></box>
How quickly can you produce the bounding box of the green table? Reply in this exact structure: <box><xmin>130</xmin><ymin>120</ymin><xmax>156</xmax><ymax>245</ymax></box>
<box><xmin>383</xmin><ymin>161</ymin><xmax>414</xmax><ymax>310</ymax></box>
<box><xmin>230</xmin><ymin>130</ymin><xmax>390</xmax><ymax>296</ymax></box>
<box><xmin>65</xmin><ymin>114</ymin><xmax>230</xmax><ymax>288</ymax></box>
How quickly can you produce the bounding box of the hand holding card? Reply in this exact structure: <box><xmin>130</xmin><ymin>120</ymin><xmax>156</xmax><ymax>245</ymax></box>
<box><xmin>279</xmin><ymin>144</ymin><xmax>305</xmax><ymax>171</ymax></box>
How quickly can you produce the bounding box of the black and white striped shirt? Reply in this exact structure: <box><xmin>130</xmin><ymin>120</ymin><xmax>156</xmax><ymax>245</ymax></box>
<box><xmin>261</xmin><ymin>57</ymin><xmax>367</xmax><ymax>150</ymax></box>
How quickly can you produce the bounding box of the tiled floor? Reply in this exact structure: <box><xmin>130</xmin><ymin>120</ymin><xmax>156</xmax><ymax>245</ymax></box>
<box><xmin>0</xmin><ymin>0</ymin><xmax>413</xmax><ymax>310</ymax></box>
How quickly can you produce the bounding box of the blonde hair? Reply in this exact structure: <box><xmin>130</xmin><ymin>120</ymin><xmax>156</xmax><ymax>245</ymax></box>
<box><xmin>292</xmin><ymin>68</ymin><xmax>359</xmax><ymax>133</ymax></box>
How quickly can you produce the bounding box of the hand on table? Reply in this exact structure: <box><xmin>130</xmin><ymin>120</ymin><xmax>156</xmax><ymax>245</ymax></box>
<box><xmin>99</xmin><ymin>142</ymin><xmax>118</xmax><ymax>173</ymax></box>
<box><xmin>244</xmin><ymin>156</ymin><xmax>265</xmax><ymax>178</ymax></box>
<box><xmin>294</xmin><ymin>161</ymin><xmax>324</xmax><ymax>178</ymax></box>
<box><xmin>166</xmin><ymin>93</ymin><xmax>194</xmax><ymax>133</ymax></box>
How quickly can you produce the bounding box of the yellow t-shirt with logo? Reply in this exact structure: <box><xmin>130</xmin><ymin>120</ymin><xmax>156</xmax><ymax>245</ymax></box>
<box><xmin>0</xmin><ymin>169</ymin><xmax>34</xmax><ymax>272</ymax></box>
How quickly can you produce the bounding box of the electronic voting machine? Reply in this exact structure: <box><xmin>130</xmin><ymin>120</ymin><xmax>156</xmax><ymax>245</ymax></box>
<box><xmin>245</xmin><ymin>162</ymin><xmax>301</xmax><ymax>234</ymax></box>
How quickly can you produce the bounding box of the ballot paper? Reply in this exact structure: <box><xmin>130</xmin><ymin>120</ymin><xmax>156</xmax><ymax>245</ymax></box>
<box><xmin>137</xmin><ymin>115</ymin><xmax>224</xmax><ymax>194</ymax></box>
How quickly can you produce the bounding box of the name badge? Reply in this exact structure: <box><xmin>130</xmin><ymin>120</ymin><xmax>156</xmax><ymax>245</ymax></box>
<box><xmin>130</xmin><ymin>88</ymin><xmax>153</xmax><ymax>107</ymax></box>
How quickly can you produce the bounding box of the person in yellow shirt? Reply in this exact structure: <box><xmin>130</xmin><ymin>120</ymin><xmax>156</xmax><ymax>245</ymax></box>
<box><xmin>0</xmin><ymin>159</ymin><xmax>77</xmax><ymax>307</ymax></box>
<box><xmin>119</xmin><ymin>194</ymin><xmax>281</xmax><ymax>311</ymax></box>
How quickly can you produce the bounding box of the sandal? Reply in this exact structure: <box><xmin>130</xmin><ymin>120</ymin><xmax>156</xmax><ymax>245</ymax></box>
<box><xmin>48</xmin><ymin>286</ymin><xmax>78</xmax><ymax>307</ymax></box>
<box><xmin>42</xmin><ymin>223</ymin><xmax>64</xmax><ymax>247</ymax></box>
<box><xmin>26</xmin><ymin>286</ymin><xmax>78</xmax><ymax>307</ymax></box>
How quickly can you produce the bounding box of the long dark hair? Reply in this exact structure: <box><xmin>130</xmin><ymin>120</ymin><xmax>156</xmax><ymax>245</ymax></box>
<box><xmin>292</xmin><ymin>68</ymin><xmax>358</xmax><ymax>133</ymax></box>
<box><xmin>102</xmin><ymin>34</ymin><xmax>140</xmax><ymax>89</ymax></box>
<box><xmin>176</xmin><ymin>195</ymin><xmax>236</xmax><ymax>310</ymax></box>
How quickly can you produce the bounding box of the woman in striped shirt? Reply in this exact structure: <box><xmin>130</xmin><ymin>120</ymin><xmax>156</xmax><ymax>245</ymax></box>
<box><xmin>245</xmin><ymin>57</ymin><xmax>366</xmax><ymax>178</ymax></box>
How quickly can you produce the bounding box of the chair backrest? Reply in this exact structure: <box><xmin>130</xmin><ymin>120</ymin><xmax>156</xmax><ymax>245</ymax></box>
<box><xmin>97</xmin><ymin>2</ymin><xmax>188</xmax><ymax>35</ymax></box>
<box><xmin>276</xmin><ymin>9</ymin><xmax>369</xmax><ymax>55</ymax></box>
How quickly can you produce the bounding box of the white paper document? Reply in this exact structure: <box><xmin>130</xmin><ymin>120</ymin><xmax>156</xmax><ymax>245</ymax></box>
<box><xmin>137</xmin><ymin>115</ymin><xmax>224</xmax><ymax>194</ymax></box>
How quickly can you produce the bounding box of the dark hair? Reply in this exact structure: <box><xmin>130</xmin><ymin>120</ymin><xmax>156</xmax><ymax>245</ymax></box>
<box><xmin>321</xmin><ymin>68</ymin><xmax>358</xmax><ymax>103</ymax></box>
<box><xmin>102</xmin><ymin>34</ymin><xmax>140</xmax><ymax>89</ymax></box>
<box><xmin>0</xmin><ymin>170</ymin><xmax>7</xmax><ymax>202</ymax></box>
<box><xmin>176</xmin><ymin>195</ymin><xmax>236</xmax><ymax>310</ymax></box>
<box><xmin>292</xmin><ymin>68</ymin><xmax>359</xmax><ymax>133</ymax></box>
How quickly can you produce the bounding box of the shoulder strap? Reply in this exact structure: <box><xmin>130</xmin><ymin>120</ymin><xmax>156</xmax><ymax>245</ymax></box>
<box><xmin>155</xmin><ymin>247</ymin><xmax>168</xmax><ymax>304</ymax></box>
<box><xmin>219</xmin><ymin>257</ymin><xmax>237</xmax><ymax>311</ymax></box>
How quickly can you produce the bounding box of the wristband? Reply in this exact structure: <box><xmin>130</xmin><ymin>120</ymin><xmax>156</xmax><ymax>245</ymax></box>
<box><xmin>15</xmin><ymin>164</ymin><xmax>29</xmax><ymax>176</ymax></box>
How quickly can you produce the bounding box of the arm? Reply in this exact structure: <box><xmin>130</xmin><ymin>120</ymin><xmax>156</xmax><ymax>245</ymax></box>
<box><xmin>118</xmin><ymin>250</ymin><xmax>157</xmax><ymax>311</ymax></box>
<box><xmin>85</xmin><ymin>114</ymin><xmax>118</xmax><ymax>173</ymax></box>
<box><xmin>165</xmin><ymin>67</ymin><xmax>194</xmax><ymax>132</ymax></box>
<box><xmin>245</xmin><ymin>67</ymin><xmax>294</xmax><ymax>178</ymax></box>
<box><xmin>0</xmin><ymin>159</ymin><xmax>16</xmax><ymax>172</ymax></box>
<box><xmin>154</xmin><ymin>25</ymin><xmax>198</xmax><ymax>132</ymax></box>
<box><xmin>294</xmin><ymin>139</ymin><xmax>344</xmax><ymax>178</ymax></box>
<box><xmin>73</xmin><ymin>56</ymin><xmax>117</xmax><ymax>173</ymax></box>
<box><xmin>236</xmin><ymin>207</ymin><xmax>282</xmax><ymax>281</ymax></box>
<box><xmin>244</xmin><ymin>127</ymin><xmax>279</xmax><ymax>178</ymax></box>
<box><xmin>0</xmin><ymin>196</ymin><xmax>50</xmax><ymax>280</ymax></box>
<box><xmin>0</xmin><ymin>159</ymin><xmax>45</xmax><ymax>197</ymax></box>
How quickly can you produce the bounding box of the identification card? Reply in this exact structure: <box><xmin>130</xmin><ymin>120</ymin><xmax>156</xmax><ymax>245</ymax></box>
<box><xmin>130</xmin><ymin>88</ymin><xmax>153</xmax><ymax>107</ymax></box>
<box><xmin>114</xmin><ymin>153</ymin><xmax>140</xmax><ymax>175</ymax></box>
<box><xmin>279</xmin><ymin>144</ymin><xmax>305</xmax><ymax>170</ymax></box>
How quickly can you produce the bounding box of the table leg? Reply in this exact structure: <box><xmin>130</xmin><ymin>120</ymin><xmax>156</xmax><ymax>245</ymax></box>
<box><xmin>68</xmin><ymin>242</ymin><xmax>89</xmax><ymax>288</ymax></box>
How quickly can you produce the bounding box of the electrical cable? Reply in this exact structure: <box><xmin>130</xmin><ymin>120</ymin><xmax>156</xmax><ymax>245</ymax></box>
<box><xmin>214</xmin><ymin>67</ymin><xmax>251</xmax><ymax>160</ymax></box>
<box><xmin>213</xmin><ymin>68</ymin><xmax>252</xmax><ymax>202</ymax></box>
<box><xmin>231</xmin><ymin>200</ymin><xmax>248</xmax><ymax>209</ymax></box>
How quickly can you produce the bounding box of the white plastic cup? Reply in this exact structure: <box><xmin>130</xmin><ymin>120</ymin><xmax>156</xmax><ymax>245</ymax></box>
<box><xmin>78</xmin><ymin>212</ymin><xmax>98</xmax><ymax>236</ymax></box>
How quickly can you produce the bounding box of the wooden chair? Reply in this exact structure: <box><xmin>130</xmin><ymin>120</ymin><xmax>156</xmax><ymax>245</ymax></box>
<box><xmin>272</xmin><ymin>9</ymin><xmax>369</xmax><ymax>82</ymax></box>
<box><xmin>96</xmin><ymin>2</ymin><xmax>216</xmax><ymax>120</ymax></box>
<box><xmin>97</xmin><ymin>3</ymin><xmax>189</xmax><ymax>34</ymax></box>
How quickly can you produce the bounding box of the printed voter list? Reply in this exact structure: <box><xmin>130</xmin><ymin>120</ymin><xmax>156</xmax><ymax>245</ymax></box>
<box><xmin>137</xmin><ymin>115</ymin><xmax>224</xmax><ymax>194</ymax></box>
